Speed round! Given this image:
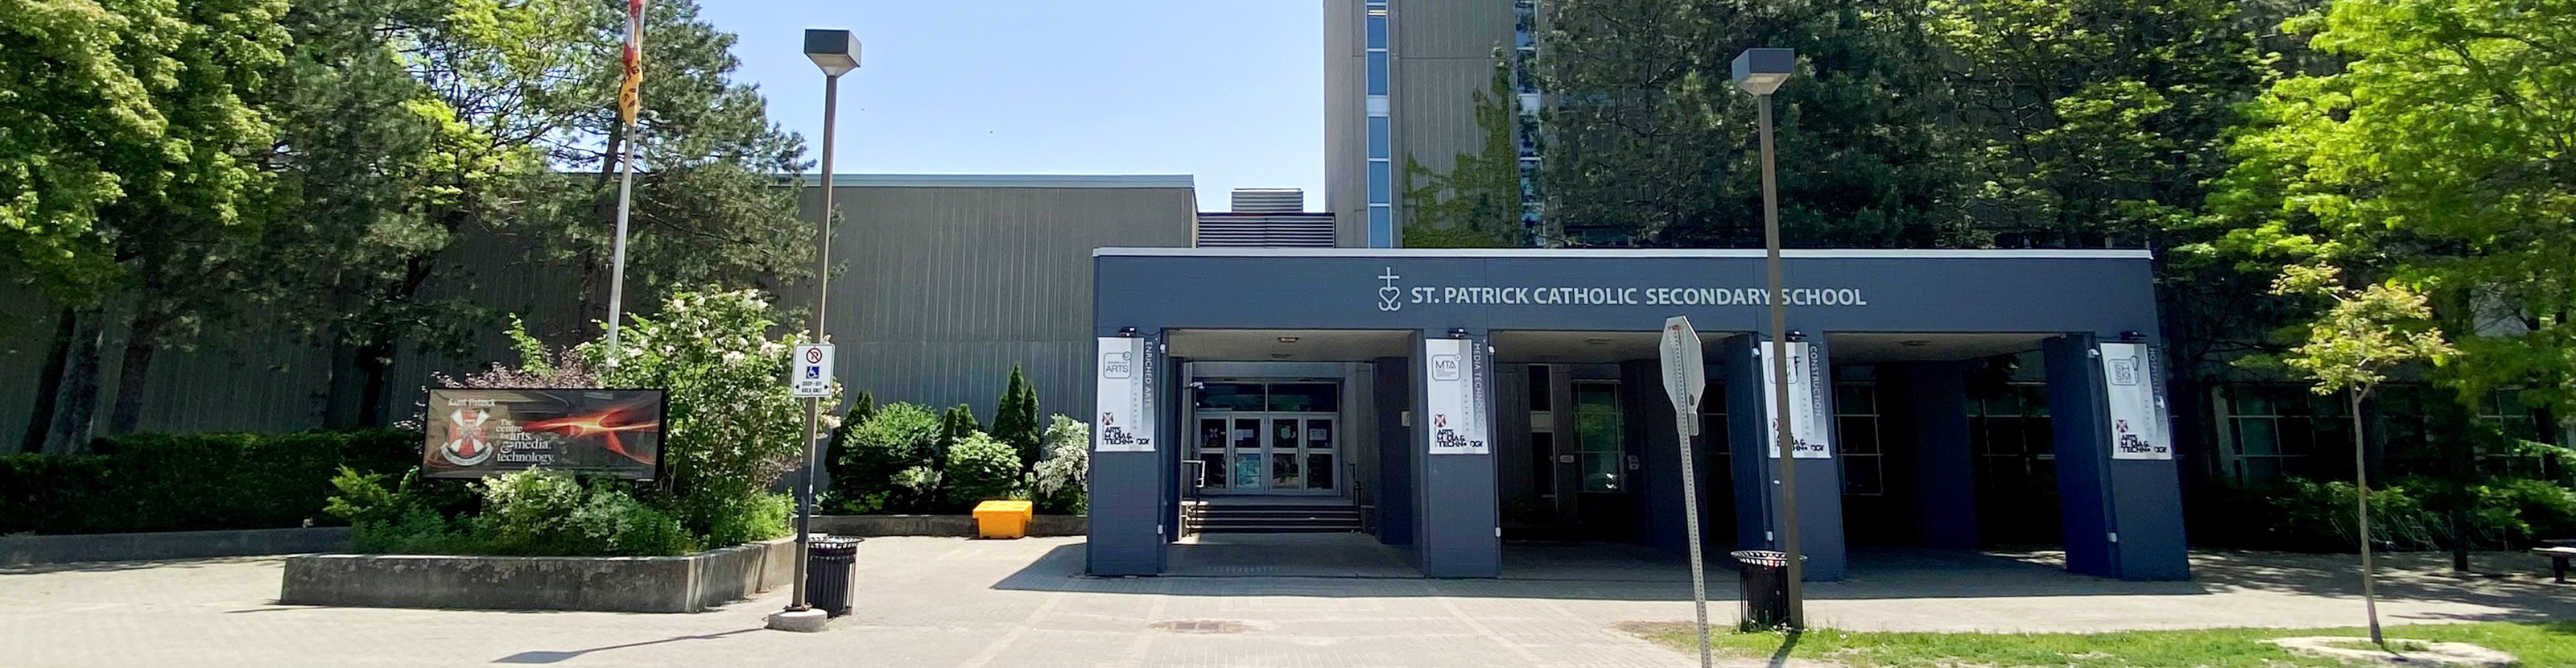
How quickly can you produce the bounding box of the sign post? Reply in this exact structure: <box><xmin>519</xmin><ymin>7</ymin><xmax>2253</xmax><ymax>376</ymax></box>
<box><xmin>1658</xmin><ymin>316</ymin><xmax>1712</xmax><ymax>668</ymax></box>
<box><xmin>786</xmin><ymin>342</ymin><xmax>833</xmax><ymax>616</ymax></box>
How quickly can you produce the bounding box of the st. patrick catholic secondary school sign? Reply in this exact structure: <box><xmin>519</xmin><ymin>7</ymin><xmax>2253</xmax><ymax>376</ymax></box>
<box><xmin>1372</xmin><ymin>266</ymin><xmax>1872</xmax><ymax>311</ymax></box>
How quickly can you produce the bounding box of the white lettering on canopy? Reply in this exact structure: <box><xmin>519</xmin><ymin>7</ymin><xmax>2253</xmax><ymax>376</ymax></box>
<box><xmin>1398</xmin><ymin>286</ymin><xmax>1871</xmax><ymax>307</ymax></box>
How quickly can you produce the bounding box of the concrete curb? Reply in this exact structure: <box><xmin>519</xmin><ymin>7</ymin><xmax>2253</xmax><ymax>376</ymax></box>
<box><xmin>1</xmin><ymin>527</ymin><xmax>352</xmax><ymax>566</ymax></box>
<box><xmin>810</xmin><ymin>514</ymin><xmax>1086</xmax><ymax>538</ymax></box>
<box><xmin>279</xmin><ymin>537</ymin><xmax>797</xmax><ymax>613</ymax></box>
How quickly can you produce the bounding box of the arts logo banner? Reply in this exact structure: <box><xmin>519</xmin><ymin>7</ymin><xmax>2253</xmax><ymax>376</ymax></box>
<box><xmin>1759</xmin><ymin>341</ymin><xmax>1832</xmax><ymax>459</ymax></box>
<box><xmin>1094</xmin><ymin>336</ymin><xmax>1157</xmax><ymax>452</ymax></box>
<box><xmin>1424</xmin><ymin>337</ymin><xmax>1489</xmax><ymax>455</ymax></box>
<box><xmin>2099</xmin><ymin>341</ymin><xmax>2174</xmax><ymax>460</ymax></box>
<box><xmin>422</xmin><ymin>388</ymin><xmax>666</xmax><ymax>480</ymax></box>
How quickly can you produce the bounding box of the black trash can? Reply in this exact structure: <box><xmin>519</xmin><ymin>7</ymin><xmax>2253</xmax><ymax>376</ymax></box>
<box><xmin>1731</xmin><ymin>550</ymin><xmax>1798</xmax><ymax>631</ymax></box>
<box><xmin>805</xmin><ymin>536</ymin><xmax>863</xmax><ymax>617</ymax></box>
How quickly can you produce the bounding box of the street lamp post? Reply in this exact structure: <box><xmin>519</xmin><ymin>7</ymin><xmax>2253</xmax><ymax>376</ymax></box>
<box><xmin>1732</xmin><ymin>47</ymin><xmax>1803</xmax><ymax>630</ymax></box>
<box><xmin>770</xmin><ymin>27</ymin><xmax>859</xmax><ymax>633</ymax></box>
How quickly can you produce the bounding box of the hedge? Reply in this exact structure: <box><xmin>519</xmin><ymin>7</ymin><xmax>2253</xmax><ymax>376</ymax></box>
<box><xmin>0</xmin><ymin>429</ymin><xmax>419</xmax><ymax>535</ymax></box>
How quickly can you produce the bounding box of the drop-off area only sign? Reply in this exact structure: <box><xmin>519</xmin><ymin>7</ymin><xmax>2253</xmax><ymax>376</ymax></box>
<box><xmin>790</xmin><ymin>344</ymin><xmax>834</xmax><ymax>398</ymax></box>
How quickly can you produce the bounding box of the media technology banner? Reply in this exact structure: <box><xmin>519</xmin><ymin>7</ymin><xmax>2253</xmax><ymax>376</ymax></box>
<box><xmin>1424</xmin><ymin>337</ymin><xmax>1490</xmax><ymax>456</ymax></box>
<box><xmin>422</xmin><ymin>388</ymin><xmax>666</xmax><ymax>480</ymax></box>
<box><xmin>1093</xmin><ymin>336</ymin><xmax>1157</xmax><ymax>452</ymax></box>
<box><xmin>2099</xmin><ymin>341</ymin><xmax>2174</xmax><ymax>460</ymax></box>
<box><xmin>1759</xmin><ymin>341</ymin><xmax>1832</xmax><ymax>459</ymax></box>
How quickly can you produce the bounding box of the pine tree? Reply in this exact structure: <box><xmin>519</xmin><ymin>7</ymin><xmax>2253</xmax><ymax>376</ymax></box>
<box><xmin>937</xmin><ymin>404</ymin><xmax>983</xmax><ymax>465</ymax></box>
<box><xmin>848</xmin><ymin>390</ymin><xmax>877</xmax><ymax>423</ymax></box>
<box><xmin>993</xmin><ymin>366</ymin><xmax>1044</xmax><ymax>470</ymax></box>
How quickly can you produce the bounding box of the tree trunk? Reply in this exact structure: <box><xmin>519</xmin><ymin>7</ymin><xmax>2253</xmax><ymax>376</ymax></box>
<box><xmin>46</xmin><ymin>307</ymin><xmax>106</xmax><ymax>454</ymax></box>
<box><xmin>354</xmin><ymin>338</ymin><xmax>394</xmax><ymax>428</ymax></box>
<box><xmin>106</xmin><ymin>314</ymin><xmax>165</xmax><ymax>435</ymax></box>
<box><xmin>18</xmin><ymin>307</ymin><xmax>76</xmax><ymax>454</ymax></box>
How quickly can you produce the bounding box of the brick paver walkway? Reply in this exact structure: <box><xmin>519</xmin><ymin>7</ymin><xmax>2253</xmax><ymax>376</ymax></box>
<box><xmin>2</xmin><ymin>535</ymin><xmax>2569</xmax><ymax>668</ymax></box>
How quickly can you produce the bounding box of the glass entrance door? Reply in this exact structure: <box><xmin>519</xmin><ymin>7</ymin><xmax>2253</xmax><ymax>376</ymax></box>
<box><xmin>1193</xmin><ymin>411</ymin><xmax>1337</xmax><ymax>495</ymax></box>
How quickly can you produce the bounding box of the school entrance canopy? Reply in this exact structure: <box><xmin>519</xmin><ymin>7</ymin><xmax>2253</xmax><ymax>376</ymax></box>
<box><xmin>1086</xmin><ymin>248</ymin><xmax>2188</xmax><ymax>582</ymax></box>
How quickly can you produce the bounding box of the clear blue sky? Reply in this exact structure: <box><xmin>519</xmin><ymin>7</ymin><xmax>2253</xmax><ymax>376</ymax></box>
<box><xmin>697</xmin><ymin>1</ymin><xmax>1325</xmax><ymax>211</ymax></box>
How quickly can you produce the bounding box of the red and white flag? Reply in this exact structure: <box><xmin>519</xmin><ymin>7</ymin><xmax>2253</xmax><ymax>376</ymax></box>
<box><xmin>617</xmin><ymin>0</ymin><xmax>643</xmax><ymax>126</ymax></box>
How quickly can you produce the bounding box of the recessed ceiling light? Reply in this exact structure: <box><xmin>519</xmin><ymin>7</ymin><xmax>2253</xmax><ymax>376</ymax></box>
<box><xmin>1900</xmin><ymin>340</ymin><xmax>1930</xmax><ymax>347</ymax></box>
<box><xmin>1278</xmin><ymin>336</ymin><xmax>1299</xmax><ymax>344</ymax></box>
<box><xmin>1269</xmin><ymin>353</ymin><xmax>1292</xmax><ymax>359</ymax></box>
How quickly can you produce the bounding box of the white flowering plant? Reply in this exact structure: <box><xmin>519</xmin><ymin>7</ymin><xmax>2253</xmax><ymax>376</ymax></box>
<box><xmin>578</xmin><ymin>289</ymin><xmax>830</xmax><ymax>546</ymax></box>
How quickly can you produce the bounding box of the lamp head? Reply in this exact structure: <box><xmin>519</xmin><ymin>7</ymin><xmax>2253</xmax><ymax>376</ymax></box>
<box><xmin>804</xmin><ymin>29</ymin><xmax>861</xmax><ymax>76</ymax></box>
<box><xmin>1731</xmin><ymin>47</ymin><xmax>1795</xmax><ymax>96</ymax></box>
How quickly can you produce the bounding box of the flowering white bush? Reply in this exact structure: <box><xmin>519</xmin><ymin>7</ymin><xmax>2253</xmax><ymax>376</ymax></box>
<box><xmin>577</xmin><ymin>289</ymin><xmax>828</xmax><ymax>546</ymax></box>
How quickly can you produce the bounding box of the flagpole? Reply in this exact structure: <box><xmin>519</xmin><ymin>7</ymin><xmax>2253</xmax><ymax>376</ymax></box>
<box><xmin>605</xmin><ymin>0</ymin><xmax>643</xmax><ymax>367</ymax></box>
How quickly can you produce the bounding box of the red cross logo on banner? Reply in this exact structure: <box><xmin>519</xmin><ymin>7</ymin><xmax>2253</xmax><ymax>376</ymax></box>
<box><xmin>1435</xmin><ymin>414</ymin><xmax>1447</xmax><ymax>427</ymax></box>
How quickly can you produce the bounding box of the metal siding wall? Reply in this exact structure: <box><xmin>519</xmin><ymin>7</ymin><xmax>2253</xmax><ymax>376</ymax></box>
<box><xmin>0</xmin><ymin>291</ymin><xmax>64</xmax><ymax>452</ymax></box>
<box><xmin>798</xmin><ymin>185</ymin><xmax>1192</xmax><ymax>421</ymax></box>
<box><xmin>1393</xmin><ymin>0</ymin><xmax>1514</xmax><ymax>205</ymax></box>
<box><xmin>0</xmin><ymin>183</ymin><xmax>1183</xmax><ymax>443</ymax></box>
<box><xmin>1393</xmin><ymin>0</ymin><xmax>1517</xmax><ymax>58</ymax></box>
<box><xmin>1325</xmin><ymin>0</ymin><xmax>1368</xmax><ymax>247</ymax></box>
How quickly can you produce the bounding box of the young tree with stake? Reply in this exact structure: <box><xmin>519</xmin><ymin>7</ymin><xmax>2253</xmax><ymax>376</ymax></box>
<box><xmin>2269</xmin><ymin>261</ymin><xmax>2455</xmax><ymax>648</ymax></box>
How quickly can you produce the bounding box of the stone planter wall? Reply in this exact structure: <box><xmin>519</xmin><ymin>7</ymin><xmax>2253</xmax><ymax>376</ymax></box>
<box><xmin>2</xmin><ymin>527</ymin><xmax>351</xmax><ymax>567</ymax></box>
<box><xmin>279</xmin><ymin>537</ymin><xmax>795</xmax><ymax>613</ymax></box>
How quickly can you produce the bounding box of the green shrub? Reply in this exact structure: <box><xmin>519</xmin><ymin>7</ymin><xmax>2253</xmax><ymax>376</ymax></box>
<box><xmin>827</xmin><ymin>402</ymin><xmax>943</xmax><ymax>513</ymax></box>
<box><xmin>580</xmin><ymin>290</ymin><xmax>819</xmax><ymax>546</ymax></box>
<box><xmin>0</xmin><ymin>429</ymin><xmax>417</xmax><ymax>535</ymax></box>
<box><xmin>674</xmin><ymin>489</ymin><xmax>792</xmax><ymax>548</ymax></box>
<box><xmin>822</xmin><ymin>392</ymin><xmax>877</xmax><ymax>510</ymax></box>
<box><xmin>939</xmin><ymin>404</ymin><xmax>982</xmax><ymax>462</ymax></box>
<box><xmin>893</xmin><ymin>465</ymin><xmax>943</xmax><ymax>511</ymax></box>
<box><xmin>2190</xmin><ymin>473</ymin><xmax>2576</xmax><ymax>551</ymax></box>
<box><xmin>943</xmin><ymin>431</ymin><xmax>1023</xmax><ymax>509</ymax></box>
<box><xmin>993</xmin><ymin>366</ymin><xmax>1043</xmax><ymax>470</ymax></box>
<box><xmin>1031</xmin><ymin>415</ymin><xmax>1089</xmax><ymax>515</ymax></box>
<box><xmin>468</xmin><ymin>469</ymin><xmax>695</xmax><ymax>556</ymax></box>
<box><xmin>326</xmin><ymin>468</ymin><xmax>467</xmax><ymax>554</ymax></box>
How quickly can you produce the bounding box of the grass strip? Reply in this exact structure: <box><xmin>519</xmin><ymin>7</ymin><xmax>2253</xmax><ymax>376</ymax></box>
<box><xmin>1624</xmin><ymin>621</ymin><xmax>2574</xmax><ymax>667</ymax></box>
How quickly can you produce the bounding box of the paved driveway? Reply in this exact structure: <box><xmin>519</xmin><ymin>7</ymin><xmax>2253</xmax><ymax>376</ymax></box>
<box><xmin>2</xmin><ymin>535</ymin><xmax>2570</xmax><ymax>668</ymax></box>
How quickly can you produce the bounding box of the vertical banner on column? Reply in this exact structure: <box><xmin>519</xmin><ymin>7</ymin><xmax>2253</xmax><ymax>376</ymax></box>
<box><xmin>2099</xmin><ymin>341</ymin><xmax>2173</xmax><ymax>460</ymax></box>
<box><xmin>1760</xmin><ymin>341</ymin><xmax>1832</xmax><ymax>459</ymax></box>
<box><xmin>1424</xmin><ymin>337</ymin><xmax>1489</xmax><ymax>455</ymax></box>
<box><xmin>1094</xmin><ymin>336</ymin><xmax>1157</xmax><ymax>452</ymax></box>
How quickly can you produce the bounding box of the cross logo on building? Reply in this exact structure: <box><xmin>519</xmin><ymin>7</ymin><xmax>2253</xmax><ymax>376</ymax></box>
<box><xmin>1377</xmin><ymin>267</ymin><xmax>1403</xmax><ymax>311</ymax></box>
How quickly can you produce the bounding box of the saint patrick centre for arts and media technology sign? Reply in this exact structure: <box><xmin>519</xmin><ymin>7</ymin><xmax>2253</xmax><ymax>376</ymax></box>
<box><xmin>422</xmin><ymin>388</ymin><xmax>667</xmax><ymax>480</ymax></box>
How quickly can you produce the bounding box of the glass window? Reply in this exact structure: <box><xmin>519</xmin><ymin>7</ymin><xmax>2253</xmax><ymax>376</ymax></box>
<box><xmin>2216</xmin><ymin>385</ymin><xmax>2350</xmax><ymax>484</ymax></box>
<box><xmin>1837</xmin><ymin>381</ymin><xmax>1884</xmax><ymax>496</ymax></box>
<box><xmin>1698</xmin><ymin>383</ymin><xmax>1727</xmax><ymax>454</ymax></box>
<box><xmin>1232</xmin><ymin>418</ymin><xmax>1263</xmax><ymax>489</ymax></box>
<box><xmin>1365</xmin><ymin>14</ymin><xmax>1386</xmax><ymax>49</ymax></box>
<box><xmin>1365</xmin><ymin>52</ymin><xmax>1389</xmax><ymax>95</ymax></box>
<box><xmin>1267</xmin><ymin>383</ymin><xmax>1339</xmax><ymax>412</ymax></box>
<box><xmin>1368</xmin><ymin>159</ymin><xmax>1391</xmax><ymax>203</ymax></box>
<box><xmin>1198</xmin><ymin>419</ymin><xmax>1228</xmax><ymax>489</ymax></box>
<box><xmin>1575</xmin><ymin>381</ymin><xmax>1624</xmax><ymax>492</ymax></box>
<box><xmin>1368</xmin><ymin>117</ymin><xmax>1390</xmax><ymax>158</ymax></box>
<box><xmin>1971</xmin><ymin>381</ymin><xmax>2059</xmax><ymax>544</ymax></box>
<box><xmin>1527</xmin><ymin>365</ymin><xmax>1552</xmax><ymax>411</ymax></box>
<box><xmin>1195</xmin><ymin>383</ymin><xmax>1264</xmax><ymax>410</ymax></box>
<box><xmin>1530</xmin><ymin>431</ymin><xmax>1556</xmax><ymax>494</ymax></box>
<box><xmin>1368</xmin><ymin>205</ymin><xmax>1392</xmax><ymax>247</ymax></box>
